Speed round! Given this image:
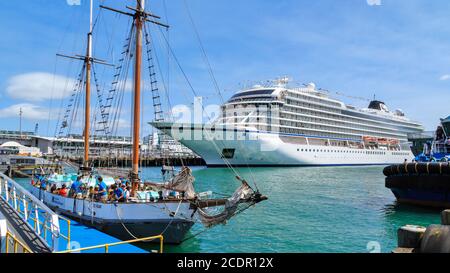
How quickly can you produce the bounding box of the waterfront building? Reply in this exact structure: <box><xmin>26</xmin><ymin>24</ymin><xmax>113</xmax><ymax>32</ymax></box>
<box><xmin>0</xmin><ymin>130</ymin><xmax>35</xmax><ymax>147</ymax></box>
<box><xmin>142</xmin><ymin>132</ymin><xmax>200</xmax><ymax>159</ymax></box>
<box><xmin>0</xmin><ymin>129</ymin><xmax>198</xmax><ymax>160</ymax></box>
<box><xmin>0</xmin><ymin>141</ymin><xmax>41</xmax><ymax>157</ymax></box>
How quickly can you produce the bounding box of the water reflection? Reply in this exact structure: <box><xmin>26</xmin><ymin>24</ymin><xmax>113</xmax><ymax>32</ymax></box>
<box><xmin>13</xmin><ymin>166</ymin><xmax>446</xmax><ymax>253</ymax></box>
<box><xmin>377</xmin><ymin>201</ymin><xmax>441</xmax><ymax>251</ymax></box>
<box><xmin>137</xmin><ymin>232</ymin><xmax>203</xmax><ymax>253</ymax></box>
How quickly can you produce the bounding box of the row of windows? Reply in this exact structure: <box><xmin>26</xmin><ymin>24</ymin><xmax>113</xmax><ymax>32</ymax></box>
<box><xmin>223</xmin><ymin>91</ymin><xmax>421</xmax><ymax>132</ymax></box>
<box><xmin>286</xmin><ymin>92</ymin><xmax>342</xmax><ymax>108</ymax></box>
<box><xmin>297</xmin><ymin>148</ymin><xmax>408</xmax><ymax>156</ymax></box>
<box><xmin>282</xmin><ymin>102</ymin><xmax>419</xmax><ymax>133</ymax></box>
<box><xmin>280</xmin><ymin>127</ymin><xmax>358</xmax><ymax>141</ymax></box>
<box><xmin>279</xmin><ymin>119</ymin><xmax>403</xmax><ymax>139</ymax></box>
<box><xmin>286</xmin><ymin>99</ymin><xmax>341</xmax><ymax>115</ymax></box>
<box><xmin>392</xmin><ymin>152</ymin><xmax>412</xmax><ymax>156</ymax></box>
<box><xmin>280</xmin><ymin>111</ymin><xmax>403</xmax><ymax>135</ymax></box>
<box><xmin>284</xmin><ymin>92</ymin><xmax>420</xmax><ymax>129</ymax></box>
<box><xmin>220</xmin><ymin>110</ymin><xmax>407</xmax><ymax>141</ymax></box>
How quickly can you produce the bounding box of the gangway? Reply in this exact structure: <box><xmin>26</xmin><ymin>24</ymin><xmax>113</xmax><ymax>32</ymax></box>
<box><xmin>0</xmin><ymin>210</ymin><xmax>33</xmax><ymax>253</ymax></box>
<box><xmin>0</xmin><ymin>172</ymin><xmax>163</xmax><ymax>254</ymax></box>
<box><xmin>0</xmin><ymin>172</ymin><xmax>70</xmax><ymax>253</ymax></box>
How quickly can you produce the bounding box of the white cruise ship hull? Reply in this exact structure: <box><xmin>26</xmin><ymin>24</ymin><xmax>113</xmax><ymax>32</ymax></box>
<box><xmin>153</xmin><ymin>122</ymin><xmax>414</xmax><ymax>167</ymax></box>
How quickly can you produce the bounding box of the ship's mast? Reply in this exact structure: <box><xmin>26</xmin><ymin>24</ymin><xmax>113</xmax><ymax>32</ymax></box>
<box><xmin>58</xmin><ymin>0</ymin><xmax>113</xmax><ymax>171</ymax></box>
<box><xmin>131</xmin><ymin>0</ymin><xmax>145</xmax><ymax>195</ymax></box>
<box><xmin>100</xmin><ymin>0</ymin><xmax>169</xmax><ymax>196</ymax></box>
<box><xmin>84</xmin><ymin>0</ymin><xmax>94</xmax><ymax>168</ymax></box>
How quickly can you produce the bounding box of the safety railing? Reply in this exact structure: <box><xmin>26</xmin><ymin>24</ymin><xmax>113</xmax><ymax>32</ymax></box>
<box><xmin>11</xmin><ymin>191</ymin><xmax>72</xmax><ymax>248</ymax></box>
<box><xmin>0</xmin><ymin>172</ymin><xmax>71</xmax><ymax>251</ymax></box>
<box><xmin>56</xmin><ymin>235</ymin><xmax>164</xmax><ymax>254</ymax></box>
<box><xmin>4</xmin><ymin>231</ymin><xmax>33</xmax><ymax>253</ymax></box>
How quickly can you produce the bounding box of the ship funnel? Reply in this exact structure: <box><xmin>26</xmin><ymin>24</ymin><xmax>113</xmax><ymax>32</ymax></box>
<box><xmin>368</xmin><ymin>100</ymin><xmax>389</xmax><ymax>112</ymax></box>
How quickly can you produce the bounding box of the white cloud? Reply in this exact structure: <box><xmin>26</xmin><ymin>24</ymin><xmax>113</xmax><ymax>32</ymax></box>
<box><xmin>6</xmin><ymin>72</ymin><xmax>76</xmax><ymax>102</ymax></box>
<box><xmin>367</xmin><ymin>0</ymin><xmax>382</xmax><ymax>6</ymax></box>
<box><xmin>0</xmin><ymin>103</ymin><xmax>53</xmax><ymax>120</ymax></box>
<box><xmin>171</xmin><ymin>105</ymin><xmax>192</xmax><ymax>123</ymax></box>
<box><xmin>66</xmin><ymin>0</ymin><xmax>81</xmax><ymax>6</ymax></box>
<box><xmin>440</xmin><ymin>74</ymin><xmax>450</xmax><ymax>81</ymax></box>
<box><xmin>116</xmin><ymin>79</ymin><xmax>152</xmax><ymax>93</ymax></box>
<box><xmin>116</xmin><ymin>79</ymin><xmax>133</xmax><ymax>92</ymax></box>
<box><xmin>116</xmin><ymin>118</ymin><xmax>131</xmax><ymax>129</ymax></box>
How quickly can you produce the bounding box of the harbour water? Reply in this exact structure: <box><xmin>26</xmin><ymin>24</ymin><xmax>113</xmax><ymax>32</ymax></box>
<box><xmin>18</xmin><ymin>166</ymin><xmax>441</xmax><ymax>253</ymax></box>
<box><xmin>147</xmin><ymin>166</ymin><xmax>440</xmax><ymax>253</ymax></box>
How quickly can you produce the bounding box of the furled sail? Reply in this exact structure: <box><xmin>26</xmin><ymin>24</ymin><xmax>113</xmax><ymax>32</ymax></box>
<box><xmin>167</xmin><ymin>167</ymin><xmax>196</xmax><ymax>199</ymax></box>
<box><xmin>196</xmin><ymin>181</ymin><xmax>258</xmax><ymax>228</ymax></box>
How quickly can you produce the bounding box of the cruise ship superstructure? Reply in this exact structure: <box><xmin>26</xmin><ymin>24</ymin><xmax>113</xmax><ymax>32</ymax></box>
<box><xmin>153</xmin><ymin>78</ymin><xmax>424</xmax><ymax>166</ymax></box>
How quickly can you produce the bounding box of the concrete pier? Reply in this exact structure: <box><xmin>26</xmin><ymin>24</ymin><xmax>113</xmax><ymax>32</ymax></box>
<box><xmin>0</xmin><ymin>198</ymin><xmax>50</xmax><ymax>253</ymax></box>
<box><xmin>394</xmin><ymin>210</ymin><xmax>450</xmax><ymax>253</ymax></box>
<box><xmin>0</xmin><ymin>173</ymin><xmax>62</xmax><ymax>253</ymax></box>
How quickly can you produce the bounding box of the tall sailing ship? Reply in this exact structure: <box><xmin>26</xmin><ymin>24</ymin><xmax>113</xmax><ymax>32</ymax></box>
<box><xmin>29</xmin><ymin>0</ymin><xmax>266</xmax><ymax>245</ymax></box>
<box><xmin>153</xmin><ymin>79</ymin><xmax>424</xmax><ymax>166</ymax></box>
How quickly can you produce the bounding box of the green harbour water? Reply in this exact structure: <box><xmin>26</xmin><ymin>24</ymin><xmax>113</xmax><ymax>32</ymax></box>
<box><xmin>141</xmin><ymin>166</ymin><xmax>440</xmax><ymax>253</ymax></box>
<box><xmin>17</xmin><ymin>166</ymin><xmax>442</xmax><ymax>253</ymax></box>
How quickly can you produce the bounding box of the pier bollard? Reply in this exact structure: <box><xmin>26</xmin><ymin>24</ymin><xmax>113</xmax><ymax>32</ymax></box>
<box><xmin>420</xmin><ymin>225</ymin><xmax>450</xmax><ymax>253</ymax></box>
<box><xmin>441</xmin><ymin>210</ymin><xmax>450</xmax><ymax>225</ymax></box>
<box><xmin>397</xmin><ymin>225</ymin><xmax>426</xmax><ymax>249</ymax></box>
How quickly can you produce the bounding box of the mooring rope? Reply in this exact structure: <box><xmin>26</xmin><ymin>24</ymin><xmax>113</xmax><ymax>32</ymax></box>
<box><xmin>114</xmin><ymin>198</ymin><xmax>184</xmax><ymax>241</ymax></box>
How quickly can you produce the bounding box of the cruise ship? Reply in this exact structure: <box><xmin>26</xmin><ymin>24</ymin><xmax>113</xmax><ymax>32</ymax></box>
<box><xmin>152</xmin><ymin>78</ymin><xmax>424</xmax><ymax>167</ymax></box>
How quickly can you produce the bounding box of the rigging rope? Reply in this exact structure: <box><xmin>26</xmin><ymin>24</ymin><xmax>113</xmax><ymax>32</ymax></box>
<box><xmin>182</xmin><ymin>0</ymin><xmax>224</xmax><ymax>105</ymax></box>
<box><xmin>154</xmin><ymin>26</ymin><xmax>251</xmax><ymax>182</ymax></box>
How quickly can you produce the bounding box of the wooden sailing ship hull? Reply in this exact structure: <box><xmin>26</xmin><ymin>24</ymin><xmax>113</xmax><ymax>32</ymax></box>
<box><xmin>30</xmin><ymin>187</ymin><xmax>196</xmax><ymax>244</ymax></box>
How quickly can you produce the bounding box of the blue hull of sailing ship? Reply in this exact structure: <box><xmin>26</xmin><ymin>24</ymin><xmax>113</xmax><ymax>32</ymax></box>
<box><xmin>385</xmin><ymin>116</ymin><xmax>450</xmax><ymax>208</ymax></box>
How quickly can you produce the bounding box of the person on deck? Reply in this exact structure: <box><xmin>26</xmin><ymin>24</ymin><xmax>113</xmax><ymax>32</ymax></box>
<box><xmin>113</xmin><ymin>184</ymin><xmax>125</xmax><ymax>203</ymax></box>
<box><xmin>71</xmin><ymin>176</ymin><xmax>83</xmax><ymax>198</ymax></box>
<box><xmin>40</xmin><ymin>179</ymin><xmax>48</xmax><ymax>191</ymax></box>
<box><xmin>59</xmin><ymin>184</ymin><xmax>68</xmax><ymax>197</ymax></box>
<box><xmin>97</xmin><ymin>176</ymin><xmax>108</xmax><ymax>203</ymax></box>
<box><xmin>94</xmin><ymin>186</ymin><xmax>99</xmax><ymax>200</ymax></box>
<box><xmin>122</xmin><ymin>185</ymin><xmax>130</xmax><ymax>202</ymax></box>
<box><xmin>88</xmin><ymin>186</ymin><xmax>95</xmax><ymax>200</ymax></box>
<box><xmin>50</xmin><ymin>184</ymin><xmax>57</xmax><ymax>194</ymax></box>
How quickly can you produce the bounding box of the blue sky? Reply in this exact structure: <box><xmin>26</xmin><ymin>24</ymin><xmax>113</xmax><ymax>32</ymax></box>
<box><xmin>0</xmin><ymin>0</ymin><xmax>449</xmax><ymax>137</ymax></box>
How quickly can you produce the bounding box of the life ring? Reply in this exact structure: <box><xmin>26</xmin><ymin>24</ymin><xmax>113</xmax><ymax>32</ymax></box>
<box><xmin>441</xmin><ymin>157</ymin><xmax>449</xmax><ymax>163</ymax></box>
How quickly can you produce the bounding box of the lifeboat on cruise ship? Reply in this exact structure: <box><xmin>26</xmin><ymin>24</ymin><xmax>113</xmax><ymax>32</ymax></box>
<box><xmin>363</xmin><ymin>136</ymin><xmax>400</xmax><ymax>147</ymax></box>
<box><xmin>378</xmin><ymin>138</ymin><xmax>389</xmax><ymax>146</ymax></box>
<box><xmin>389</xmin><ymin>139</ymin><xmax>400</xmax><ymax>146</ymax></box>
<box><xmin>363</xmin><ymin>136</ymin><xmax>378</xmax><ymax>145</ymax></box>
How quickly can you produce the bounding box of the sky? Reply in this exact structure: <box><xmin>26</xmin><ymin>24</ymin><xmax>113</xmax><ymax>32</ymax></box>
<box><xmin>0</xmin><ymin>0</ymin><xmax>449</xmax><ymax>137</ymax></box>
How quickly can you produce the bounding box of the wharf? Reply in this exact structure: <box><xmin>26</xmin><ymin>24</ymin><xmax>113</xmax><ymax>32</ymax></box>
<box><xmin>2</xmin><ymin>164</ymin><xmax>61</xmax><ymax>178</ymax></box>
<box><xmin>0</xmin><ymin>200</ymin><xmax>51</xmax><ymax>253</ymax></box>
<box><xmin>394</xmin><ymin>210</ymin><xmax>450</xmax><ymax>253</ymax></box>
<box><xmin>58</xmin><ymin>219</ymin><xmax>148</xmax><ymax>253</ymax></box>
<box><xmin>67</xmin><ymin>156</ymin><xmax>206</xmax><ymax>168</ymax></box>
<box><xmin>0</xmin><ymin>172</ymin><xmax>149</xmax><ymax>253</ymax></box>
